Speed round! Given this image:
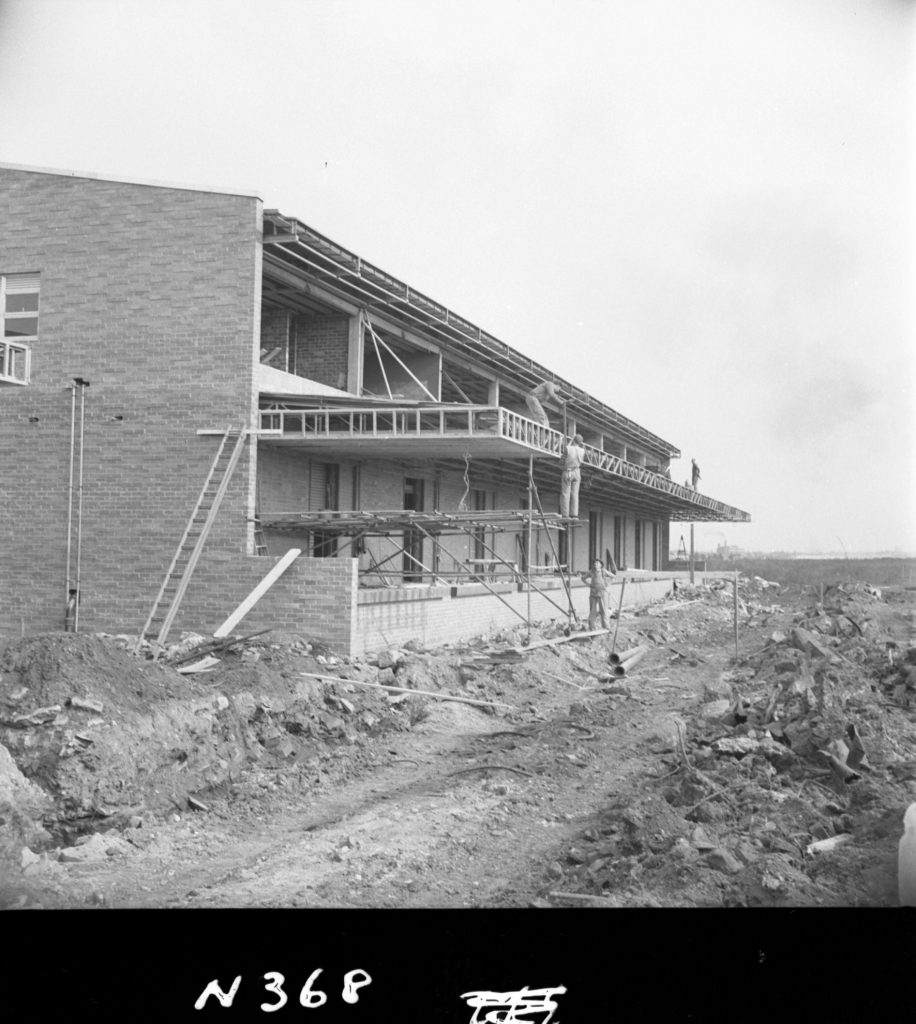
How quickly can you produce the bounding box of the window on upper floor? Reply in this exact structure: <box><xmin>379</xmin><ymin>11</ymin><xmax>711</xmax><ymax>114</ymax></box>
<box><xmin>1</xmin><ymin>273</ymin><xmax>39</xmax><ymax>385</ymax></box>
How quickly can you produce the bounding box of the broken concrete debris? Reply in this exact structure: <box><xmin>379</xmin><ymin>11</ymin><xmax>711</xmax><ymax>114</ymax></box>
<box><xmin>534</xmin><ymin>578</ymin><xmax>915</xmax><ymax>907</ymax></box>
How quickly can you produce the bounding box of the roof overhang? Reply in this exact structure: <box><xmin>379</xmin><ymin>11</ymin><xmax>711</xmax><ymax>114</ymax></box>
<box><xmin>261</xmin><ymin>212</ymin><xmax>680</xmax><ymax>460</ymax></box>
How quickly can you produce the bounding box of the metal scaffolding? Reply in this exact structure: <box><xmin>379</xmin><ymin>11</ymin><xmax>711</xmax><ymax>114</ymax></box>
<box><xmin>257</xmin><ymin>463</ymin><xmax>582</xmax><ymax>642</ymax></box>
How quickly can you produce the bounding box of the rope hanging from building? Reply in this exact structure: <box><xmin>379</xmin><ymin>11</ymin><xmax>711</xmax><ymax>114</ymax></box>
<box><xmin>457</xmin><ymin>450</ymin><xmax>472</xmax><ymax>511</ymax></box>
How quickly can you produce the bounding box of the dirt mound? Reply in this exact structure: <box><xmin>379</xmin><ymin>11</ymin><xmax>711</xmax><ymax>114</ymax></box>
<box><xmin>0</xmin><ymin>632</ymin><xmax>209</xmax><ymax>712</ymax></box>
<box><xmin>0</xmin><ymin>632</ymin><xmax>419</xmax><ymax>851</ymax></box>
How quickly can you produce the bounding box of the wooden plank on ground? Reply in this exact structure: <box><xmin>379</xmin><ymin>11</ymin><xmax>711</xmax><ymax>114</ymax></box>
<box><xmin>506</xmin><ymin>628</ymin><xmax>609</xmax><ymax>655</ymax></box>
<box><xmin>298</xmin><ymin>671</ymin><xmax>512</xmax><ymax>710</ymax></box>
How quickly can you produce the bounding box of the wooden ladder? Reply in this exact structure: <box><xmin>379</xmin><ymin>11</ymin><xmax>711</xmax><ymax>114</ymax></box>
<box><xmin>253</xmin><ymin>479</ymin><xmax>268</xmax><ymax>556</ymax></box>
<box><xmin>137</xmin><ymin>425</ymin><xmax>248</xmax><ymax>650</ymax></box>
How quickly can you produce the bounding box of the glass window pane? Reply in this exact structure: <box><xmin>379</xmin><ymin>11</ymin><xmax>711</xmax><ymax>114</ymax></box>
<box><xmin>5</xmin><ymin>316</ymin><xmax>38</xmax><ymax>337</ymax></box>
<box><xmin>6</xmin><ymin>293</ymin><xmax>39</xmax><ymax>313</ymax></box>
<box><xmin>9</xmin><ymin>346</ymin><xmax>26</xmax><ymax>380</ymax></box>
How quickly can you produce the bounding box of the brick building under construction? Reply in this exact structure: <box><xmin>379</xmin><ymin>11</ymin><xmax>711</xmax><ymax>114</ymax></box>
<box><xmin>0</xmin><ymin>164</ymin><xmax>750</xmax><ymax>655</ymax></box>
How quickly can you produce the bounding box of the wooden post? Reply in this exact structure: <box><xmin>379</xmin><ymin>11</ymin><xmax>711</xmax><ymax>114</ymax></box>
<box><xmin>689</xmin><ymin>523</ymin><xmax>695</xmax><ymax>584</ymax></box>
<box><xmin>733</xmin><ymin>569</ymin><xmax>739</xmax><ymax>661</ymax></box>
<box><xmin>611</xmin><ymin>577</ymin><xmax>626</xmax><ymax>654</ymax></box>
<box><xmin>526</xmin><ymin>455</ymin><xmax>533</xmax><ymax>645</ymax></box>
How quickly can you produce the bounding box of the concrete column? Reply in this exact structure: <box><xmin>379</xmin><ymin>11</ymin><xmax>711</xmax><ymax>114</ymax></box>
<box><xmin>347</xmin><ymin>313</ymin><xmax>363</xmax><ymax>395</ymax></box>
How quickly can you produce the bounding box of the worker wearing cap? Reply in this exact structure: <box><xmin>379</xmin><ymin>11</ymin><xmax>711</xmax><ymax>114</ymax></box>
<box><xmin>560</xmin><ymin>433</ymin><xmax>586</xmax><ymax>519</ymax></box>
<box><xmin>691</xmin><ymin>458</ymin><xmax>701</xmax><ymax>490</ymax></box>
<box><xmin>526</xmin><ymin>380</ymin><xmax>563</xmax><ymax>428</ymax></box>
<box><xmin>584</xmin><ymin>558</ymin><xmax>615</xmax><ymax>630</ymax></box>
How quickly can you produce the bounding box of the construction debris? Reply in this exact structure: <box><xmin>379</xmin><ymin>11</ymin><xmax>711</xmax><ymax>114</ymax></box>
<box><xmin>0</xmin><ymin>568</ymin><xmax>913</xmax><ymax>910</ymax></box>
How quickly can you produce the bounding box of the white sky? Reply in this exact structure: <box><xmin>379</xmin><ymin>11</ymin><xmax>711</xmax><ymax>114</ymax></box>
<box><xmin>1</xmin><ymin>0</ymin><xmax>913</xmax><ymax>554</ymax></box>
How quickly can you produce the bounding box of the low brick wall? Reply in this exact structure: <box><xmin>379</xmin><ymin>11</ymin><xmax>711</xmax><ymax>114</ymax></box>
<box><xmin>353</xmin><ymin>575</ymin><xmax>676</xmax><ymax>656</ymax></box>
<box><xmin>3</xmin><ymin>559</ymin><xmax>678</xmax><ymax>660</ymax></box>
<box><xmin>0</xmin><ymin>555</ymin><xmax>358</xmax><ymax>656</ymax></box>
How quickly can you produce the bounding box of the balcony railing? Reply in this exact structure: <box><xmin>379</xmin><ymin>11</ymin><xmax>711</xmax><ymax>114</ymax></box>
<box><xmin>257</xmin><ymin>404</ymin><xmax>750</xmax><ymax>521</ymax></box>
<box><xmin>259</xmin><ymin>404</ymin><xmax>565</xmax><ymax>456</ymax></box>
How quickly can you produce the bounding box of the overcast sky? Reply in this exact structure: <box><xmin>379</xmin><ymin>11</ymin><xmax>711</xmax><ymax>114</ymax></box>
<box><xmin>1</xmin><ymin>0</ymin><xmax>913</xmax><ymax>554</ymax></box>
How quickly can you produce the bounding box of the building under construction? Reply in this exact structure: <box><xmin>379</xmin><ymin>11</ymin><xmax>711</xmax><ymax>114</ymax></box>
<box><xmin>0</xmin><ymin>164</ymin><xmax>750</xmax><ymax>655</ymax></box>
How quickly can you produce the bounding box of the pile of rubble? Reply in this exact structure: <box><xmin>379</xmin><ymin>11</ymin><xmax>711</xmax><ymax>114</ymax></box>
<box><xmin>0</xmin><ymin>630</ymin><xmax>449</xmax><ymax>871</ymax></box>
<box><xmin>544</xmin><ymin>579</ymin><xmax>915</xmax><ymax>906</ymax></box>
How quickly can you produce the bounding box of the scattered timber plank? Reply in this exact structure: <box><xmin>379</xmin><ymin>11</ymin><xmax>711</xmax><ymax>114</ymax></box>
<box><xmin>171</xmin><ymin>629</ymin><xmax>272</xmax><ymax>666</ymax></box>
<box><xmin>539</xmin><ymin>670</ymin><xmax>594</xmax><ymax>691</ymax></box>
<box><xmin>176</xmin><ymin>655</ymin><xmax>221</xmax><ymax>675</ymax></box>
<box><xmin>70</xmin><ymin>697</ymin><xmax>104</xmax><ymax>714</ymax></box>
<box><xmin>548</xmin><ymin>891</ymin><xmax>621</xmax><ymax>905</ymax></box>
<box><xmin>298</xmin><ymin>671</ymin><xmax>512</xmax><ymax>710</ymax></box>
<box><xmin>507</xmin><ymin>629</ymin><xmax>609</xmax><ymax>656</ymax></box>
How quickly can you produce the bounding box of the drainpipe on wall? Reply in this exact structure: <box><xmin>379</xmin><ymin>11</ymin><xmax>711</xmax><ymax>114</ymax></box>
<box><xmin>64</xmin><ymin>382</ymin><xmax>77</xmax><ymax>629</ymax></box>
<box><xmin>74</xmin><ymin>379</ymin><xmax>89</xmax><ymax>631</ymax></box>
<box><xmin>65</xmin><ymin>378</ymin><xmax>90</xmax><ymax>632</ymax></box>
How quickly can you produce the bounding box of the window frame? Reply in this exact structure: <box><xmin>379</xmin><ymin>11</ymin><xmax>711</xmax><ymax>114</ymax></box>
<box><xmin>0</xmin><ymin>273</ymin><xmax>40</xmax><ymax>385</ymax></box>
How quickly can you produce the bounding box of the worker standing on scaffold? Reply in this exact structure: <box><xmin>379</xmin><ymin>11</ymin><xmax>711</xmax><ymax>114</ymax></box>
<box><xmin>560</xmin><ymin>433</ymin><xmax>586</xmax><ymax>520</ymax></box>
<box><xmin>525</xmin><ymin>380</ymin><xmax>564</xmax><ymax>428</ymax></box>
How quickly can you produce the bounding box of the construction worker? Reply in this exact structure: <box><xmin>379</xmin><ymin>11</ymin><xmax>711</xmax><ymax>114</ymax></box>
<box><xmin>525</xmin><ymin>380</ymin><xmax>563</xmax><ymax>428</ymax></box>
<box><xmin>691</xmin><ymin>459</ymin><xmax>701</xmax><ymax>490</ymax></box>
<box><xmin>584</xmin><ymin>558</ymin><xmax>614</xmax><ymax>630</ymax></box>
<box><xmin>560</xmin><ymin>433</ymin><xmax>586</xmax><ymax>519</ymax></box>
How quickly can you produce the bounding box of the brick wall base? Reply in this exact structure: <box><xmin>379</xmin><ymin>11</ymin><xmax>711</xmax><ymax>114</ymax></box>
<box><xmin>353</xmin><ymin>575</ymin><xmax>676</xmax><ymax>656</ymax></box>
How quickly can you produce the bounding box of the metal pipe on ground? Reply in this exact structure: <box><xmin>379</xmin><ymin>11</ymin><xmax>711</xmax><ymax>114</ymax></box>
<box><xmin>609</xmin><ymin>644</ymin><xmax>648</xmax><ymax>666</ymax></box>
<box><xmin>618</xmin><ymin>648</ymin><xmax>648</xmax><ymax>674</ymax></box>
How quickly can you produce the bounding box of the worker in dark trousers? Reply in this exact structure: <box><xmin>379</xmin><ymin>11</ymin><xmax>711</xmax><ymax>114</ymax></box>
<box><xmin>691</xmin><ymin>458</ymin><xmax>701</xmax><ymax>490</ymax></box>
<box><xmin>560</xmin><ymin>433</ymin><xmax>586</xmax><ymax>519</ymax></box>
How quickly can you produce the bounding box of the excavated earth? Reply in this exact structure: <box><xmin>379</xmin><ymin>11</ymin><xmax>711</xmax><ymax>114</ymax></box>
<box><xmin>1</xmin><ymin>576</ymin><xmax>915</xmax><ymax>910</ymax></box>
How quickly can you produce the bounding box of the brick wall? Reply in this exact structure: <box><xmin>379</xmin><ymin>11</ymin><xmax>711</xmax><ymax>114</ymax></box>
<box><xmin>176</xmin><ymin>554</ymin><xmax>356</xmax><ymax>652</ymax></box>
<box><xmin>354</xmin><ymin>575</ymin><xmax>674</xmax><ymax>656</ymax></box>
<box><xmin>0</xmin><ymin>167</ymin><xmax>262</xmax><ymax>639</ymax></box>
<box><xmin>293</xmin><ymin>313</ymin><xmax>350</xmax><ymax>388</ymax></box>
<box><xmin>258</xmin><ymin>446</ymin><xmax>312</xmax><ymax>511</ymax></box>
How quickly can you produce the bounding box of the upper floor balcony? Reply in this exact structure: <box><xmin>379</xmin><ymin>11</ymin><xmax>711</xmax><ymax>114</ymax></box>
<box><xmin>256</xmin><ymin>403</ymin><xmax>751</xmax><ymax>522</ymax></box>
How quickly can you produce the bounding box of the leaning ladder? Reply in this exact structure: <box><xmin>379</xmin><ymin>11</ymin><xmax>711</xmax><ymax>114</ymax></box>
<box><xmin>137</xmin><ymin>425</ymin><xmax>248</xmax><ymax>650</ymax></box>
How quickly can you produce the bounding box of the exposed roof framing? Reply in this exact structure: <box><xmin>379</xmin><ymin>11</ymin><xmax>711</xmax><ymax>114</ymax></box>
<box><xmin>261</xmin><ymin>212</ymin><xmax>679</xmax><ymax>458</ymax></box>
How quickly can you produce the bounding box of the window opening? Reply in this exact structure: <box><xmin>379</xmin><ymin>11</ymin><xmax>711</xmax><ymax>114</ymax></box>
<box><xmin>403</xmin><ymin>477</ymin><xmax>425</xmax><ymax>581</ymax></box>
<box><xmin>613</xmin><ymin>515</ymin><xmax>623</xmax><ymax>570</ymax></box>
<box><xmin>312</xmin><ymin>462</ymin><xmax>340</xmax><ymax>557</ymax></box>
<box><xmin>1</xmin><ymin>273</ymin><xmax>39</xmax><ymax>385</ymax></box>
